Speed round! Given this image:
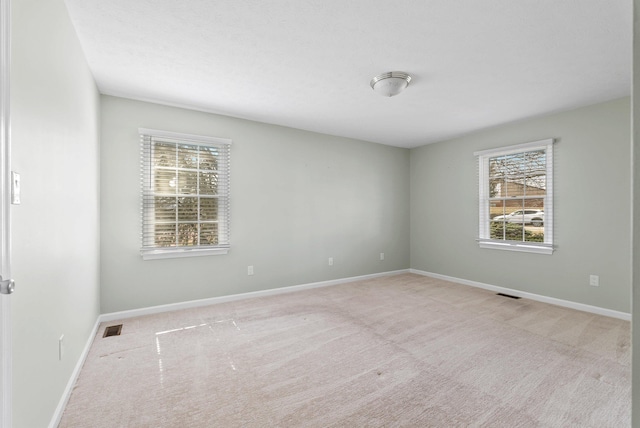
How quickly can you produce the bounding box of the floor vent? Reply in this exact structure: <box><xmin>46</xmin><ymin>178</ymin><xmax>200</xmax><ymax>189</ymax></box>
<box><xmin>496</xmin><ymin>293</ymin><xmax>521</xmax><ymax>300</ymax></box>
<box><xmin>103</xmin><ymin>324</ymin><xmax>123</xmax><ymax>338</ymax></box>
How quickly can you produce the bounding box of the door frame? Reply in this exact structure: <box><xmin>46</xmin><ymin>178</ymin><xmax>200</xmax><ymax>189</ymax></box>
<box><xmin>0</xmin><ymin>0</ymin><xmax>12</xmax><ymax>425</ymax></box>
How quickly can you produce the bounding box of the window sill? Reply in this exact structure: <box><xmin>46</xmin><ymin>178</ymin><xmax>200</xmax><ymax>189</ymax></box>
<box><xmin>141</xmin><ymin>247</ymin><xmax>229</xmax><ymax>260</ymax></box>
<box><xmin>478</xmin><ymin>240</ymin><xmax>553</xmax><ymax>255</ymax></box>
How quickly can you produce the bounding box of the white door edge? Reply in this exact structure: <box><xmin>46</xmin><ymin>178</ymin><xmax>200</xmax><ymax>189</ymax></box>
<box><xmin>0</xmin><ymin>0</ymin><xmax>12</xmax><ymax>425</ymax></box>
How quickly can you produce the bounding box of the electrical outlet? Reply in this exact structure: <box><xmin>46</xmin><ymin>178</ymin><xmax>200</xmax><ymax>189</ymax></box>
<box><xmin>589</xmin><ymin>275</ymin><xmax>599</xmax><ymax>287</ymax></box>
<box><xmin>11</xmin><ymin>171</ymin><xmax>20</xmax><ymax>205</ymax></box>
<box><xmin>59</xmin><ymin>335</ymin><xmax>64</xmax><ymax>361</ymax></box>
<box><xmin>380</xmin><ymin>252</ymin><xmax>385</xmax><ymax>261</ymax></box>
<box><xmin>328</xmin><ymin>257</ymin><xmax>333</xmax><ymax>266</ymax></box>
<box><xmin>247</xmin><ymin>265</ymin><xmax>254</xmax><ymax>276</ymax></box>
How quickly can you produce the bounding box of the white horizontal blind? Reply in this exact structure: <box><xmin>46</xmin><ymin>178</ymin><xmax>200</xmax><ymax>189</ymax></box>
<box><xmin>140</xmin><ymin>129</ymin><xmax>231</xmax><ymax>257</ymax></box>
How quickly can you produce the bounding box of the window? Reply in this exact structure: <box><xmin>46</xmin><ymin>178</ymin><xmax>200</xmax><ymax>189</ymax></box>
<box><xmin>140</xmin><ymin>128</ymin><xmax>231</xmax><ymax>260</ymax></box>
<box><xmin>475</xmin><ymin>139</ymin><xmax>554</xmax><ymax>254</ymax></box>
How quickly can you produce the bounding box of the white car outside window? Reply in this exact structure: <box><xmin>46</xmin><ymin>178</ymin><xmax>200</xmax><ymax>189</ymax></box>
<box><xmin>492</xmin><ymin>210</ymin><xmax>544</xmax><ymax>227</ymax></box>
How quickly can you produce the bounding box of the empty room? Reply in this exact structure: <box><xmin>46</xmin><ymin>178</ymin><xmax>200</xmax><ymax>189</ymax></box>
<box><xmin>2</xmin><ymin>0</ymin><xmax>639</xmax><ymax>427</ymax></box>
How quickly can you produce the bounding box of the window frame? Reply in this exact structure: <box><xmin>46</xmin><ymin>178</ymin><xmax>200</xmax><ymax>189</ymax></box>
<box><xmin>475</xmin><ymin>138</ymin><xmax>554</xmax><ymax>255</ymax></box>
<box><xmin>139</xmin><ymin>128</ymin><xmax>232</xmax><ymax>260</ymax></box>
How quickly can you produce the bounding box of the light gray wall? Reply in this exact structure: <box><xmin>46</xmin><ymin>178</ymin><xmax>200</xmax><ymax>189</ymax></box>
<box><xmin>100</xmin><ymin>95</ymin><xmax>410</xmax><ymax>313</ymax></box>
<box><xmin>411</xmin><ymin>97</ymin><xmax>631</xmax><ymax>313</ymax></box>
<box><xmin>10</xmin><ymin>0</ymin><xmax>101</xmax><ymax>426</ymax></box>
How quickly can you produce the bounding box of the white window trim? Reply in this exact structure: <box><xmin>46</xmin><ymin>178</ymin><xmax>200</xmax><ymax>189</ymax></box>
<box><xmin>139</xmin><ymin>128</ymin><xmax>231</xmax><ymax>146</ymax></box>
<box><xmin>475</xmin><ymin>138</ymin><xmax>554</xmax><ymax>255</ymax></box>
<box><xmin>142</xmin><ymin>247</ymin><xmax>229</xmax><ymax>261</ymax></box>
<box><xmin>140</xmin><ymin>128</ymin><xmax>232</xmax><ymax>260</ymax></box>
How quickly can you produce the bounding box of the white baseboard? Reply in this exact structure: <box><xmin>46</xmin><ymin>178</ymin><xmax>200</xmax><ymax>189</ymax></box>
<box><xmin>49</xmin><ymin>317</ymin><xmax>101</xmax><ymax>428</ymax></box>
<box><xmin>409</xmin><ymin>269</ymin><xmax>631</xmax><ymax>321</ymax></box>
<box><xmin>100</xmin><ymin>269</ymin><xmax>410</xmax><ymax>322</ymax></box>
<box><xmin>49</xmin><ymin>267</ymin><xmax>627</xmax><ymax>427</ymax></box>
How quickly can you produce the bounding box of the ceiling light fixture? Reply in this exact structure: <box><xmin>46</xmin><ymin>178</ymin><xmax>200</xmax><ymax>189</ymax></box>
<box><xmin>370</xmin><ymin>71</ymin><xmax>412</xmax><ymax>97</ymax></box>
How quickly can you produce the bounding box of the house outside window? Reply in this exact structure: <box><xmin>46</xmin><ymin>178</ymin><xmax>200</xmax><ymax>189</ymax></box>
<box><xmin>139</xmin><ymin>128</ymin><xmax>231</xmax><ymax>260</ymax></box>
<box><xmin>475</xmin><ymin>139</ymin><xmax>554</xmax><ymax>254</ymax></box>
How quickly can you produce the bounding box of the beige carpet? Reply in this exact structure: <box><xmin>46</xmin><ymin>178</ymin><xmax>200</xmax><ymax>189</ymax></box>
<box><xmin>59</xmin><ymin>274</ymin><xmax>630</xmax><ymax>427</ymax></box>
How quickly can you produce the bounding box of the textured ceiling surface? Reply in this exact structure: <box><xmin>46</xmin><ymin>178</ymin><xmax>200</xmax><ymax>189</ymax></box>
<box><xmin>64</xmin><ymin>0</ymin><xmax>631</xmax><ymax>148</ymax></box>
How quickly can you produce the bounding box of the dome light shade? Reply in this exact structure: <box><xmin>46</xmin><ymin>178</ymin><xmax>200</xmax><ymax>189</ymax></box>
<box><xmin>370</xmin><ymin>72</ymin><xmax>412</xmax><ymax>97</ymax></box>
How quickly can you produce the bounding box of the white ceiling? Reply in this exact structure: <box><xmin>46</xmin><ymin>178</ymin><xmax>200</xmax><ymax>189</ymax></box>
<box><xmin>63</xmin><ymin>0</ymin><xmax>631</xmax><ymax>148</ymax></box>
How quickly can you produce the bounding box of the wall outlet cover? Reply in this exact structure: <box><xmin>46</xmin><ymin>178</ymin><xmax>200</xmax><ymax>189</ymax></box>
<box><xmin>59</xmin><ymin>334</ymin><xmax>64</xmax><ymax>360</ymax></box>
<box><xmin>11</xmin><ymin>171</ymin><xmax>20</xmax><ymax>204</ymax></box>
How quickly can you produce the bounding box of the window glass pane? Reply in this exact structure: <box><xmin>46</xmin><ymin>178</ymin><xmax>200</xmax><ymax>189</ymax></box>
<box><xmin>199</xmin><ymin>172</ymin><xmax>218</xmax><ymax>195</ymax></box>
<box><xmin>178</xmin><ymin>171</ymin><xmax>198</xmax><ymax>194</ymax></box>
<box><xmin>524</xmin><ymin>226</ymin><xmax>544</xmax><ymax>242</ymax></box>
<box><xmin>200</xmin><ymin>223</ymin><xmax>219</xmax><ymax>245</ymax></box>
<box><xmin>154</xmin><ymin>170</ymin><xmax>177</xmax><ymax>194</ymax></box>
<box><xmin>488</xmin><ymin>156</ymin><xmax>505</xmax><ymax>179</ymax></box>
<box><xmin>199</xmin><ymin>146</ymin><xmax>219</xmax><ymax>171</ymax></box>
<box><xmin>504</xmin><ymin>199</ymin><xmax>524</xmax><ymax>213</ymax></box>
<box><xmin>178</xmin><ymin>145</ymin><xmax>199</xmax><ymax>169</ymax></box>
<box><xmin>506</xmin><ymin>178</ymin><xmax>527</xmax><ymax>198</ymax></box>
<box><xmin>526</xmin><ymin>150</ymin><xmax>546</xmax><ymax>197</ymax></box>
<box><xmin>524</xmin><ymin>198</ymin><xmax>544</xmax><ymax>242</ymax></box>
<box><xmin>526</xmin><ymin>198</ymin><xmax>545</xmax><ymax>213</ymax></box>
<box><xmin>200</xmin><ymin>198</ymin><xmax>218</xmax><ymax>221</ymax></box>
<box><xmin>178</xmin><ymin>223</ymin><xmax>199</xmax><ymax>246</ymax></box>
<box><xmin>178</xmin><ymin>197</ymin><xmax>199</xmax><ymax>221</ymax></box>
<box><xmin>489</xmin><ymin>201</ymin><xmax>506</xmax><ymax>221</ymax></box>
<box><xmin>525</xmin><ymin>172</ymin><xmax>546</xmax><ymax>197</ymax></box>
<box><xmin>154</xmin><ymin>197</ymin><xmax>176</xmax><ymax>222</ymax></box>
<box><xmin>153</xmin><ymin>143</ymin><xmax>176</xmax><ymax>168</ymax></box>
<box><xmin>490</xmin><ymin>221</ymin><xmax>506</xmax><ymax>241</ymax></box>
<box><xmin>489</xmin><ymin>177</ymin><xmax>503</xmax><ymax>198</ymax></box>
<box><xmin>491</xmin><ymin>222</ymin><xmax>525</xmax><ymax>241</ymax></box>
<box><xmin>154</xmin><ymin>223</ymin><xmax>176</xmax><ymax>247</ymax></box>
